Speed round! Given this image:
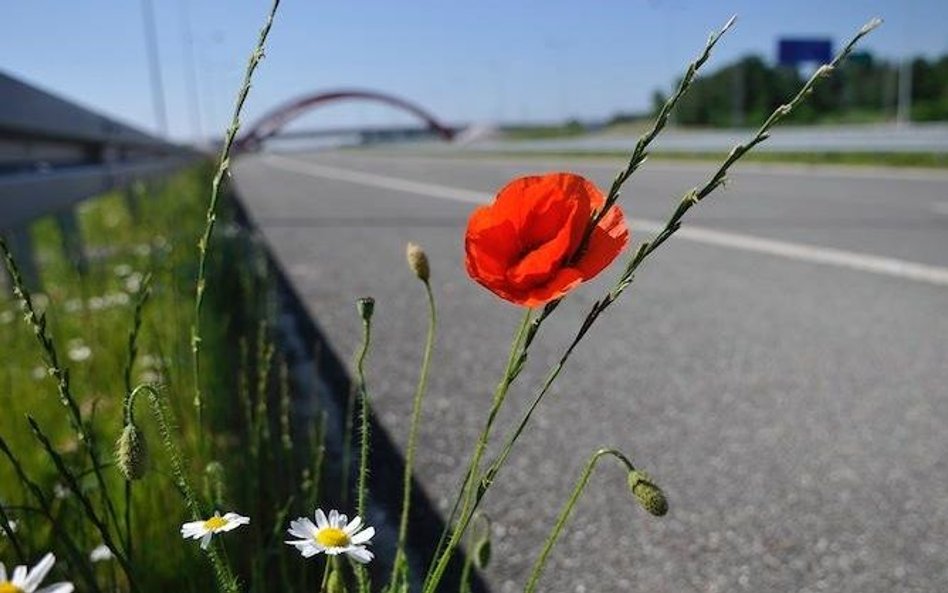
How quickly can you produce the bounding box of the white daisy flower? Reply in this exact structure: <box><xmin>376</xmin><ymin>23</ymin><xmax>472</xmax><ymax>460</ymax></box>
<box><xmin>0</xmin><ymin>552</ymin><xmax>74</xmax><ymax>593</ymax></box>
<box><xmin>285</xmin><ymin>508</ymin><xmax>375</xmax><ymax>564</ymax></box>
<box><xmin>180</xmin><ymin>511</ymin><xmax>250</xmax><ymax>550</ymax></box>
<box><xmin>88</xmin><ymin>544</ymin><xmax>113</xmax><ymax>563</ymax></box>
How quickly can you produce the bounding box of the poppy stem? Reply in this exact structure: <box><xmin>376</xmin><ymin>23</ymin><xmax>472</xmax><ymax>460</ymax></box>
<box><xmin>524</xmin><ymin>449</ymin><xmax>636</xmax><ymax>593</ymax></box>
<box><xmin>422</xmin><ymin>309</ymin><xmax>532</xmax><ymax>593</ymax></box>
<box><xmin>391</xmin><ymin>279</ymin><xmax>437</xmax><ymax>585</ymax></box>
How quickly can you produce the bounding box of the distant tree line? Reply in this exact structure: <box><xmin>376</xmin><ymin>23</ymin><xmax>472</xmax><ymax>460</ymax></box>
<box><xmin>651</xmin><ymin>52</ymin><xmax>948</xmax><ymax>126</ymax></box>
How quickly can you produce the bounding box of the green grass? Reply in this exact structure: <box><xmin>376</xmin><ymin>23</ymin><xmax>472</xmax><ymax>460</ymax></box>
<box><xmin>0</xmin><ymin>166</ymin><xmax>324</xmax><ymax>591</ymax></box>
<box><xmin>451</xmin><ymin>149</ymin><xmax>948</xmax><ymax>169</ymax></box>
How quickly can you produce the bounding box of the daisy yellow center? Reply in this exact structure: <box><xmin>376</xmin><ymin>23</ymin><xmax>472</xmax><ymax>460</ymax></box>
<box><xmin>0</xmin><ymin>582</ymin><xmax>23</xmax><ymax>593</ymax></box>
<box><xmin>316</xmin><ymin>527</ymin><xmax>350</xmax><ymax>548</ymax></box>
<box><xmin>204</xmin><ymin>515</ymin><xmax>229</xmax><ymax>530</ymax></box>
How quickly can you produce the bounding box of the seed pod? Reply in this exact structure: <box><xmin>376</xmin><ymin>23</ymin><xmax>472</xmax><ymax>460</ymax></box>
<box><xmin>627</xmin><ymin>470</ymin><xmax>668</xmax><ymax>517</ymax></box>
<box><xmin>406</xmin><ymin>242</ymin><xmax>430</xmax><ymax>282</ymax></box>
<box><xmin>115</xmin><ymin>422</ymin><xmax>148</xmax><ymax>481</ymax></box>
<box><xmin>356</xmin><ymin>297</ymin><xmax>375</xmax><ymax>321</ymax></box>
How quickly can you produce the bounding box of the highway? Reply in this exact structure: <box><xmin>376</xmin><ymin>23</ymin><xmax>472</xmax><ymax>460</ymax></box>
<box><xmin>234</xmin><ymin>150</ymin><xmax>948</xmax><ymax>593</ymax></box>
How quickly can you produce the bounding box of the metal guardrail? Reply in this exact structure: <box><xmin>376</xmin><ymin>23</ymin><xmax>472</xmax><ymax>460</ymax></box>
<box><xmin>0</xmin><ymin>71</ymin><xmax>196</xmax><ymax>231</ymax></box>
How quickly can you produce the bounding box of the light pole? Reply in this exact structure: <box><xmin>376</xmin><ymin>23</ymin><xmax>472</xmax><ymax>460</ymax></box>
<box><xmin>141</xmin><ymin>0</ymin><xmax>168</xmax><ymax>136</ymax></box>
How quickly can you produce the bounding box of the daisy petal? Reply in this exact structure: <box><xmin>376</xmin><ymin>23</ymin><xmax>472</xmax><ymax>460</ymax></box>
<box><xmin>13</xmin><ymin>565</ymin><xmax>27</xmax><ymax>584</ymax></box>
<box><xmin>346</xmin><ymin>546</ymin><xmax>374</xmax><ymax>564</ymax></box>
<box><xmin>343</xmin><ymin>516</ymin><xmax>362</xmax><ymax>534</ymax></box>
<box><xmin>200</xmin><ymin>532</ymin><xmax>213</xmax><ymax>550</ymax></box>
<box><xmin>36</xmin><ymin>584</ymin><xmax>74</xmax><ymax>593</ymax></box>
<box><xmin>314</xmin><ymin>509</ymin><xmax>329</xmax><ymax>530</ymax></box>
<box><xmin>328</xmin><ymin>509</ymin><xmax>339</xmax><ymax>526</ymax></box>
<box><xmin>350</xmin><ymin>527</ymin><xmax>375</xmax><ymax>545</ymax></box>
<box><xmin>24</xmin><ymin>553</ymin><xmax>56</xmax><ymax>590</ymax></box>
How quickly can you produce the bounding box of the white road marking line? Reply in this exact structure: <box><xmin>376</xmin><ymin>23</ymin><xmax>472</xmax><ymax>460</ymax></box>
<box><xmin>264</xmin><ymin>154</ymin><xmax>487</xmax><ymax>203</ymax></box>
<box><xmin>290</xmin><ymin>150</ymin><xmax>948</xmax><ymax>182</ymax></box>
<box><xmin>262</xmin><ymin>154</ymin><xmax>948</xmax><ymax>288</ymax></box>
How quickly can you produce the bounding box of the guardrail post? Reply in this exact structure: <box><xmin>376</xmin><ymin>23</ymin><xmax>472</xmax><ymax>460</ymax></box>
<box><xmin>54</xmin><ymin>209</ymin><xmax>87</xmax><ymax>275</ymax></box>
<box><xmin>2</xmin><ymin>227</ymin><xmax>41</xmax><ymax>293</ymax></box>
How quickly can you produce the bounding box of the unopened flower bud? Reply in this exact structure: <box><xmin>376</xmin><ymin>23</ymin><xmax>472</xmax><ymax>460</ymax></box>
<box><xmin>627</xmin><ymin>470</ymin><xmax>668</xmax><ymax>517</ymax></box>
<box><xmin>115</xmin><ymin>423</ymin><xmax>148</xmax><ymax>481</ymax></box>
<box><xmin>356</xmin><ymin>297</ymin><xmax>375</xmax><ymax>321</ymax></box>
<box><xmin>406</xmin><ymin>242</ymin><xmax>430</xmax><ymax>282</ymax></box>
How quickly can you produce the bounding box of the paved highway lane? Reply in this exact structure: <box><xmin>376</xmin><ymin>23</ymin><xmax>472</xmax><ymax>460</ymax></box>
<box><xmin>234</xmin><ymin>151</ymin><xmax>948</xmax><ymax>593</ymax></box>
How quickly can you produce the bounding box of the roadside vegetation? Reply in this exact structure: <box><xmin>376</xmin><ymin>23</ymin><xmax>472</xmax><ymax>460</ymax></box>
<box><xmin>0</xmin><ymin>165</ymin><xmax>328</xmax><ymax>591</ymax></box>
<box><xmin>464</xmin><ymin>149</ymin><xmax>948</xmax><ymax>169</ymax></box>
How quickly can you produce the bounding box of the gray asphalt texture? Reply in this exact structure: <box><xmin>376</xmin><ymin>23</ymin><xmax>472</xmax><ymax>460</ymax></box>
<box><xmin>234</xmin><ymin>151</ymin><xmax>948</xmax><ymax>593</ymax></box>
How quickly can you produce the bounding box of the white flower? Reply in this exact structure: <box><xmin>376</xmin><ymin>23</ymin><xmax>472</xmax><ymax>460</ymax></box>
<box><xmin>88</xmin><ymin>544</ymin><xmax>113</xmax><ymax>563</ymax></box>
<box><xmin>0</xmin><ymin>519</ymin><xmax>16</xmax><ymax>536</ymax></box>
<box><xmin>181</xmin><ymin>511</ymin><xmax>250</xmax><ymax>550</ymax></box>
<box><xmin>285</xmin><ymin>508</ymin><xmax>375</xmax><ymax>564</ymax></box>
<box><xmin>0</xmin><ymin>552</ymin><xmax>73</xmax><ymax>593</ymax></box>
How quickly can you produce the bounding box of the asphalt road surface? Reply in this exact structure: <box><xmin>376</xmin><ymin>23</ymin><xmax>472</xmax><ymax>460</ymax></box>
<box><xmin>467</xmin><ymin>123</ymin><xmax>948</xmax><ymax>154</ymax></box>
<box><xmin>234</xmin><ymin>150</ymin><xmax>948</xmax><ymax>593</ymax></box>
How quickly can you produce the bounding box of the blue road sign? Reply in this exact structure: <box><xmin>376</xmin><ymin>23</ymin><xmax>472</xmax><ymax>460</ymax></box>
<box><xmin>778</xmin><ymin>38</ymin><xmax>833</xmax><ymax>66</ymax></box>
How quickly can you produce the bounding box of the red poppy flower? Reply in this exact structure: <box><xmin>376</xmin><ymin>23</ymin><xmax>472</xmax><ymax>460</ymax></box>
<box><xmin>464</xmin><ymin>172</ymin><xmax>629</xmax><ymax>307</ymax></box>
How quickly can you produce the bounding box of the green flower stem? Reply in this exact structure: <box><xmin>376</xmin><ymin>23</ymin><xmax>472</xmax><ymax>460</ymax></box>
<box><xmin>131</xmin><ymin>384</ymin><xmax>238</xmax><ymax>593</ymax></box>
<box><xmin>422</xmin><ymin>309</ymin><xmax>532</xmax><ymax>593</ymax></box>
<box><xmin>354</xmin><ymin>307</ymin><xmax>373</xmax><ymax>520</ymax></box>
<box><xmin>390</xmin><ymin>279</ymin><xmax>437</xmax><ymax>584</ymax></box>
<box><xmin>352</xmin><ymin>305</ymin><xmax>375</xmax><ymax>593</ymax></box>
<box><xmin>319</xmin><ymin>557</ymin><xmax>332</xmax><ymax>593</ymax></box>
<box><xmin>191</xmin><ymin>0</ymin><xmax>280</xmax><ymax>453</ymax></box>
<box><xmin>523</xmin><ymin>449</ymin><xmax>635</xmax><ymax>593</ymax></box>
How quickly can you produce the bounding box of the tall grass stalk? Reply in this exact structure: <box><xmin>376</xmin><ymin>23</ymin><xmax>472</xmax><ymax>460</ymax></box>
<box><xmin>0</xmin><ymin>237</ymin><xmax>122</xmax><ymax>544</ymax></box>
<box><xmin>27</xmin><ymin>416</ymin><xmax>139</xmax><ymax>591</ymax></box>
<box><xmin>0</xmin><ymin>498</ymin><xmax>26</xmax><ymax>565</ymax></box>
<box><xmin>0</xmin><ymin>435</ymin><xmax>102</xmax><ymax>592</ymax></box>
<box><xmin>191</xmin><ymin>0</ymin><xmax>280</xmax><ymax>451</ymax></box>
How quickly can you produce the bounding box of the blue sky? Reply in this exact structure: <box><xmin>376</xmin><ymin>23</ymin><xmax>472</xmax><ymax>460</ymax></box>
<box><xmin>4</xmin><ymin>1</ymin><xmax>946</xmax><ymax>141</ymax></box>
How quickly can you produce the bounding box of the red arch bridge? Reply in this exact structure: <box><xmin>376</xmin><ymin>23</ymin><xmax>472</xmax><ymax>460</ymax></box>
<box><xmin>236</xmin><ymin>89</ymin><xmax>459</xmax><ymax>151</ymax></box>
